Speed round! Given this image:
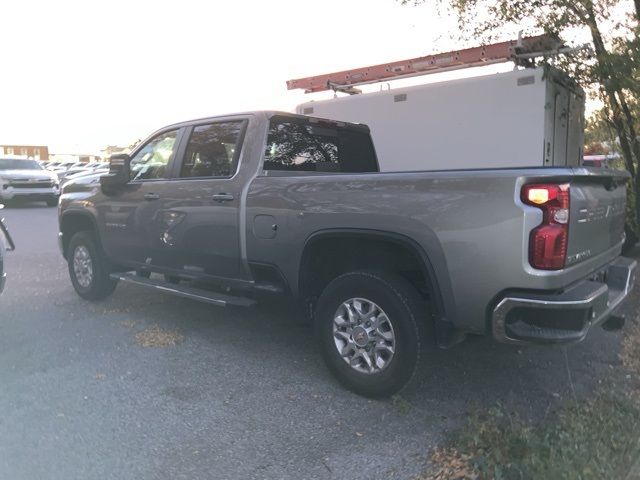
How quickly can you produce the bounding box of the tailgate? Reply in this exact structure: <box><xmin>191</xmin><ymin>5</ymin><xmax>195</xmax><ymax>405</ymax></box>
<box><xmin>566</xmin><ymin>169</ymin><xmax>628</xmax><ymax>267</ymax></box>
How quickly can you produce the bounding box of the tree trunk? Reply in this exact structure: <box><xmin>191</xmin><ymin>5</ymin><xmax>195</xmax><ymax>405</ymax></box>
<box><xmin>584</xmin><ymin>3</ymin><xmax>640</xmax><ymax>226</ymax></box>
<box><xmin>634</xmin><ymin>173</ymin><xmax>640</xmax><ymax>236</ymax></box>
<box><xmin>609</xmin><ymin>94</ymin><xmax>638</xmax><ymax>177</ymax></box>
<box><xmin>618</xmin><ymin>90</ymin><xmax>640</xmax><ymax>170</ymax></box>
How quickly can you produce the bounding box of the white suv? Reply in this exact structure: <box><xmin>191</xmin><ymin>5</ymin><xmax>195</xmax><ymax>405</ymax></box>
<box><xmin>0</xmin><ymin>158</ymin><xmax>60</xmax><ymax>206</ymax></box>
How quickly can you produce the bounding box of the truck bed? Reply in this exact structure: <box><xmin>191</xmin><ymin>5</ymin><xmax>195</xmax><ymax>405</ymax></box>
<box><xmin>247</xmin><ymin>165</ymin><xmax>628</xmax><ymax>332</ymax></box>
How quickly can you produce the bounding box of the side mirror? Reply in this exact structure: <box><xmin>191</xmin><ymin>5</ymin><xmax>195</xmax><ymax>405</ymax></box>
<box><xmin>100</xmin><ymin>153</ymin><xmax>131</xmax><ymax>193</ymax></box>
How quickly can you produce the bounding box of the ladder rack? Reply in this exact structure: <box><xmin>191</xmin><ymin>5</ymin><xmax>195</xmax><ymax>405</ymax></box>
<box><xmin>286</xmin><ymin>34</ymin><xmax>565</xmax><ymax>94</ymax></box>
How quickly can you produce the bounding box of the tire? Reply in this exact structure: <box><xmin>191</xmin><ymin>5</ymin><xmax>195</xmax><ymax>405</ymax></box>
<box><xmin>315</xmin><ymin>270</ymin><xmax>427</xmax><ymax>398</ymax></box>
<box><xmin>67</xmin><ymin>231</ymin><xmax>117</xmax><ymax>300</ymax></box>
<box><xmin>46</xmin><ymin>196</ymin><xmax>58</xmax><ymax>207</ymax></box>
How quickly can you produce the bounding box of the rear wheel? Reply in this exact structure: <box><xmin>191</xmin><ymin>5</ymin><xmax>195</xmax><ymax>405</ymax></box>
<box><xmin>316</xmin><ymin>270</ymin><xmax>426</xmax><ymax>398</ymax></box>
<box><xmin>45</xmin><ymin>196</ymin><xmax>58</xmax><ymax>207</ymax></box>
<box><xmin>67</xmin><ymin>231</ymin><xmax>117</xmax><ymax>300</ymax></box>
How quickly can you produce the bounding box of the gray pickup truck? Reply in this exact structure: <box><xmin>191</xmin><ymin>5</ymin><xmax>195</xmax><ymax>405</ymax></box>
<box><xmin>58</xmin><ymin>111</ymin><xmax>636</xmax><ymax>397</ymax></box>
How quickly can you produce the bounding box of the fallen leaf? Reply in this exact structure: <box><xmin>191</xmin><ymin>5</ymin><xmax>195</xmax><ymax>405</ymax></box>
<box><xmin>135</xmin><ymin>325</ymin><xmax>184</xmax><ymax>347</ymax></box>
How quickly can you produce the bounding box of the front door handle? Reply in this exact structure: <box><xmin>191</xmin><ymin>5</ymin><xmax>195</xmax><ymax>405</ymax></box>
<box><xmin>212</xmin><ymin>193</ymin><xmax>234</xmax><ymax>202</ymax></box>
<box><xmin>144</xmin><ymin>193</ymin><xmax>160</xmax><ymax>201</ymax></box>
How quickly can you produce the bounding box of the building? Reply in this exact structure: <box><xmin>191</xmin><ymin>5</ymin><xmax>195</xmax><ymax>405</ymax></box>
<box><xmin>0</xmin><ymin>145</ymin><xmax>49</xmax><ymax>160</ymax></box>
<box><xmin>49</xmin><ymin>153</ymin><xmax>102</xmax><ymax>164</ymax></box>
<box><xmin>100</xmin><ymin>145</ymin><xmax>131</xmax><ymax>159</ymax></box>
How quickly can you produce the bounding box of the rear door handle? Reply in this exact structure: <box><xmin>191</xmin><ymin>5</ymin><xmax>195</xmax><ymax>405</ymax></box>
<box><xmin>212</xmin><ymin>193</ymin><xmax>234</xmax><ymax>202</ymax></box>
<box><xmin>144</xmin><ymin>193</ymin><xmax>160</xmax><ymax>201</ymax></box>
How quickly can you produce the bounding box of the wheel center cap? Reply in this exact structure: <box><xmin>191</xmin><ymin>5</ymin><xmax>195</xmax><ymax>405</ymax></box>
<box><xmin>352</xmin><ymin>326</ymin><xmax>369</xmax><ymax>347</ymax></box>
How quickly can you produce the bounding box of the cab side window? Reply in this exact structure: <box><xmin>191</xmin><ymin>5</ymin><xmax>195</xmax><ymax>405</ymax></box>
<box><xmin>180</xmin><ymin>121</ymin><xmax>245</xmax><ymax>178</ymax></box>
<box><xmin>129</xmin><ymin>130</ymin><xmax>178</xmax><ymax>181</ymax></box>
<box><xmin>264</xmin><ymin>121</ymin><xmax>339</xmax><ymax>172</ymax></box>
<box><xmin>263</xmin><ymin>117</ymin><xmax>378</xmax><ymax>173</ymax></box>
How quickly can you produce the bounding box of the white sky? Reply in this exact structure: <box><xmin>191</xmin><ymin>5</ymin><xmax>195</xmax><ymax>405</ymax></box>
<box><xmin>0</xmin><ymin>0</ymin><xmax>488</xmax><ymax>153</ymax></box>
<box><xmin>0</xmin><ymin>0</ymin><xmax>604</xmax><ymax>154</ymax></box>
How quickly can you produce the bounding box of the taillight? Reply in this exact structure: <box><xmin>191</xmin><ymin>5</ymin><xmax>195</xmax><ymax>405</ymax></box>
<box><xmin>522</xmin><ymin>183</ymin><xmax>570</xmax><ymax>270</ymax></box>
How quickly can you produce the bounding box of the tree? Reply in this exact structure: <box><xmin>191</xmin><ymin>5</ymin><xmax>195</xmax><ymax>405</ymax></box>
<box><xmin>402</xmin><ymin>0</ymin><xmax>640</xmax><ymax>226</ymax></box>
<box><xmin>584</xmin><ymin>109</ymin><xmax>618</xmax><ymax>148</ymax></box>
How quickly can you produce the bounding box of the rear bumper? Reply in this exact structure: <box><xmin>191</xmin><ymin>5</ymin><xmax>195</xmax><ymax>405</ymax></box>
<box><xmin>492</xmin><ymin>256</ymin><xmax>636</xmax><ymax>344</ymax></box>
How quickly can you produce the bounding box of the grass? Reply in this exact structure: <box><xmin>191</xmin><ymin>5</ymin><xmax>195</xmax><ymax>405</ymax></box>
<box><xmin>621</xmin><ymin>319</ymin><xmax>640</xmax><ymax>375</ymax></box>
<box><xmin>418</xmin><ymin>273</ymin><xmax>640</xmax><ymax>480</ymax></box>
<box><xmin>421</xmin><ymin>394</ymin><xmax>640</xmax><ymax>479</ymax></box>
<box><xmin>419</xmin><ymin>313</ymin><xmax>640</xmax><ymax>480</ymax></box>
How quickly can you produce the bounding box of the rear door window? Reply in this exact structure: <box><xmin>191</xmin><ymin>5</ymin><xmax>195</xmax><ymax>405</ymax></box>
<box><xmin>179</xmin><ymin>121</ymin><xmax>246</xmax><ymax>178</ymax></box>
<box><xmin>264</xmin><ymin>117</ymin><xmax>378</xmax><ymax>173</ymax></box>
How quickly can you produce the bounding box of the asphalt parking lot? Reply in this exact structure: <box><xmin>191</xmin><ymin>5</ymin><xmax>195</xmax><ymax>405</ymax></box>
<box><xmin>1</xmin><ymin>204</ymin><xmax>637</xmax><ymax>480</ymax></box>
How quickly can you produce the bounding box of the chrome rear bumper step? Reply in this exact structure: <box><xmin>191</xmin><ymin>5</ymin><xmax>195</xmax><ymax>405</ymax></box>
<box><xmin>492</xmin><ymin>256</ymin><xmax>636</xmax><ymax>344</ymax></box>
<box><xmin>110</xmin><ymin>272</ymin><xmax>256</xmax><ymax>307</ymax></box>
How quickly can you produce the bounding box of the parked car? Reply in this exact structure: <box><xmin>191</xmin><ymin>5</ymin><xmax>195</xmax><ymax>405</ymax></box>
<box><xmin>50</xmin><ymin>162</ymin><xmax>76</xmax><ymax>173</ymax></box>
<box><xmin>583</xmin><ymin>154</ymin><xmax>620</xmax><ymax>168</ymax></box>
<box><xmin>44</xmin><ymin>161</ymin><xmax>61</xmax><ymax>169</ymax></box>
<box><xmin>58</xmin><ymin>111</ymin><xmax>636</xmax><ymax>397</ymax></box>
<box><xmin>61</xmin><ymin>169</ymin><xmax>109</xmax><ymax>190</ymax></box>
<box><xmin>0</xmin><ymin>158</ymin><xmax>60</xmax><ymax>206</ymax></box>
<box><xmin>0</xmin><ymin>205</ymin><xmax>15</xmax><ymax>294</ymax></box>
<box><xmin>46</xmin><ymin>161</ymin><xmax>69</xmax><ymax>171</ymax></box>
<box><xmin>57</xmin><ymin>164</ymin><xmax>104</xmax><ymax>183</ymax></box>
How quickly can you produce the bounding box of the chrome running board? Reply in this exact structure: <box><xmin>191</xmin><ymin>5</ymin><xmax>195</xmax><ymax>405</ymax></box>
<box><xmin>110</xmin><ymin>272</ymin><xmax>256</xmax><ymax>307</ymax></box>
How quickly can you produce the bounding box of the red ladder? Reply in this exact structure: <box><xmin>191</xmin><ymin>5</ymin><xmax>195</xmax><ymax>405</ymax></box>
<box><xmin>286</xmin><ymin>34</ymin><xmax>563</xmax><ymax>94</ymax></box>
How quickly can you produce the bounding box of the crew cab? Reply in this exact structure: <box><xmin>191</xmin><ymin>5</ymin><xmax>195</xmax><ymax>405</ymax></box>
<box><xmin>58</xmin><ymin>111</ymin><xmax>636</xmax><ymax>397</ymax></box>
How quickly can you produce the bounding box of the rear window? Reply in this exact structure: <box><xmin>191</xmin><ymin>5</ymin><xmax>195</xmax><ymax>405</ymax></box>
<box><xmin>263</xmin><ymin>116</ymin><xmax>378</xmax><ymax>173</ymax></box>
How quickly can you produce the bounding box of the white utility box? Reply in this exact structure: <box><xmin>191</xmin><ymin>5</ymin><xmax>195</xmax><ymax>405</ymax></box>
<box><xmin>296</xmin><ymin>66</ymin><xmax>585</xmax><ymax>171</ymax></box>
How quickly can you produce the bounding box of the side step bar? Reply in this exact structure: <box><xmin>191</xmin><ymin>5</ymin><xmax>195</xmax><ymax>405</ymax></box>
<box><xmin>110</xmin><ymin>272</ymin><xmax>256</xmax><ymax>307</ymax></box>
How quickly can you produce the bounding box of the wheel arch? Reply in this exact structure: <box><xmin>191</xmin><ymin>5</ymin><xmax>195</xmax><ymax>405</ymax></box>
<box><xmin>298</xmin><ymin>229</ymin><xmax>452</xmax><ymax>327</ymax></box>
<box><xmin>59</xmin><ymin>210</ymin><xmax>102</xmax><ymax>260</ymax></box>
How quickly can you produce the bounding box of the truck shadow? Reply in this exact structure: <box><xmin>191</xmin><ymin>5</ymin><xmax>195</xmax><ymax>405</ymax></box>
<box><xmin>115</xmin><ymin>284</ymin><xmax>628</xmax><ymax>421</ymax></box>
<box><xmin>410</xmin><ymin>331</ymin><xmax>622</xmax><ymax>420</ymax></box>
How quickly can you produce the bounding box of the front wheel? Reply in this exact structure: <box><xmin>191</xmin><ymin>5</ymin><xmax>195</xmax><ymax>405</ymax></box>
<box><xmin>67</xmin><ymin>231</ymin><xmax>117</xmax><ymax>300</ymax></box>
<box><xmin>45</xmin><ymin>196</ymin><xmax>59</xmax><ymax>207</ymax></box>
<box><xmin>316</xmin><ymin>270</ymin><xmax>427</xmax><ymax>398</ymax></box>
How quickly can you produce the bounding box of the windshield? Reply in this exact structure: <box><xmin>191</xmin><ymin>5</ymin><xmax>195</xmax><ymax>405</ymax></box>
<box><xmin>0</xmin><ymin>159</ymin><xmax>42</xmax><ymax>170</ymax></box>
